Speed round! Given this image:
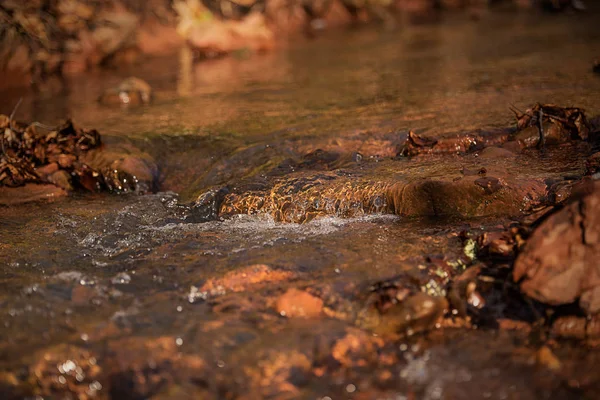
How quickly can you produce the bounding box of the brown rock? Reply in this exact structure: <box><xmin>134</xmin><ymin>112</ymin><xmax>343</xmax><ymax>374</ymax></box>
<box><xmin>535</xmin><ymin>346</ymin><xmax>561</xmax><ymax>371</ymax></box>
<box><xmin>551</xmin><ymin>316</ymin><xmax>587</xmax><ymax>339</ymax></box>
<box><xmin>330</xmin><ymin>328</ymin><xmax>384</xmax><ymax>367</ymax></box>
<box><xmin>387</xmin><ymin>174</ymin><xmax>546</xmax><ymax>218</ymax></box>
<box><xmin>200</xmin><ymin>264</ymin><xmax>293</xmax><ymax>295</ymax></box>
<box><xmin>478</xmin><ymin>146</ymin><xmax>516</xmax><ymax>159</ymax></box>
<box><xmin>47</xmin><ymin>170</ymin><xmax>73</xmax><ymax>191</ymax></box>
<box><xmin>106</xmin><ymin>336</ymin><xmax>207</xmax><ymax>399</ymax></box>
<box><xmin>514</xmin><ymin>181</ymin><xmax>600</xmax><ymax>314</ymax></box>
<box><xmin>27</xmin><ymin>344</ymin><xmax>105</xmax><ymax>399</ymax></box>
<box><xmin>275</xmin><ymin>288</ymin><xmax>323</xmax><ymax>318</ymax></box>
<box><xmin>0</xmin><ymin>183</ymin><xmax>67</xmax><ymax>205</ymax></box>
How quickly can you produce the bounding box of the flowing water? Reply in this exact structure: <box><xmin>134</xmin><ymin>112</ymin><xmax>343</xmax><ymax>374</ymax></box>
<box><xmin>1</xmin><ymin>10</ymin><xmax>600</xmax><ymax>400</ymax></box>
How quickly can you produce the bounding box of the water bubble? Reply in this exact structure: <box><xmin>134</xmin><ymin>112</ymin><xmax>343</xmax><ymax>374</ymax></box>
<box><xmin>176</xmin><ymin>306</ymin><xmax>183</xmax><ymax>312</ymax></box>
<box><xmin>111</xmin><ymin>272</ymin><xmax>131</xmax><ymax>285</ymax></box>
<box><xmin>81</xmin><ymin>333</ymin><xmax>89</xmax><ymax>342</ymax></box>
<box><xmin>59</xmin><ymin>360</ymin><xmax>76</xmax><ymax>374</ymax></box>
<box><xmin>217</xmin><ymin>360</ymin><xmax>225</xmax><ymax>368</ymax></box>
<box><xmin>175</xmin><ymin>337</ymin><xmax>183</xmax><ymax>346</ymax></box>
<box><xmin>346</xmin><ymin>383</ymin><xmax>356</xmax><ymax>393</ymax></box>
<box><xmin>58</xmin><ymin>376</ymin><xmax>67</xmax><ymax>384</ymax></box>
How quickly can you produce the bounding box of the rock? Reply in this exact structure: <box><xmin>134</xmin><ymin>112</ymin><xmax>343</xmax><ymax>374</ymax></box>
<box><xmin>79</xmin><ymin>146</ymin><xmax>159</xmax><ymax>194</ymax></box>
<box><xmin>512</xmin><ymin>103</ymin><xmax>590</xmax><ymax>147</ymax></box>
<box><xmin>242</xmin><ymin>349</ymin><xmax>311</xmax><ymax>397</ymax></box>
<box><xmin>98</xmin><ymin>77</ymin><xmax>153</xmax><ymax>106</ymax></box>
<box><xmin>27</xmin><ymin>344</ymin><xmax>105</xmax><ymax>399</ymax></box>
<box><xmin>275</xmin><ymin>288</ymin><xmax>323</xmax><ymax>318</ymax></box>
<box><xmin>47</xmin><ymin>170</ymin><xmax>73</xmax><ymax>191</ymax></box>
<box><xmin>200</xmin><ymin>264</ymin><xmax>294</xmax><ymax>295</ymax></box>
<box><xmin>0</xmin><ymin>183</ymin><xmax>67</xmax><ymax>205</ymax></box>
<box><xmin>585</xmin><ymin>152</ymin><xmax>600</xmax><ymax>176</ymax></box>
<box><xmin>106</xmin><ymin>336</ymin><xmax>207</xmax><ymax>399</ymax></box>
<box><xmin>513</xmin><ymin>181</ymin><xmax>600</xmax><ymax>314</ymax></box>
<box><xmin>371</xmin><ymin>292</ymin><xmax>448</xmax><ymax>336</ymax></box>
<box><xmin>397</xmin><ymin>128</ymin><xmax>513</xmax><ymax>157</ymax></box>
<box><xmin>387</xmin><ymin>174</ymin><xmax>546</xmax><ymax>218</ymax></box>
<box><xmin>330</xmin><ymin>328</ymin><xmax>384</xmax><ymax>367</ymax></box>
<box><xmin>535</xmin><ymin>346</ymin><xmax>561</xmax><ymax>371</ymax></box>
<box><xmin>551</xmin><ymin>316</ymin><xmax>587</xmax><ymax>339</ymax></box>
<box><xmin>478</xmin><ymin>146</ymin><xmax>516</xmax><ymax>159</ymax></box>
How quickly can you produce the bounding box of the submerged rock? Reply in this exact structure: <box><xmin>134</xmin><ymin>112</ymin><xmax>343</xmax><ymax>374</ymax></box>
<box><xmin>98</xmin><ymin>77</ymin><xmax>153</xmax><ymax>106</ymax></box>
<box><xmin>275</xmin><ymin>288</ymin><xmax>324</xmax><ymax>318</ymax></box>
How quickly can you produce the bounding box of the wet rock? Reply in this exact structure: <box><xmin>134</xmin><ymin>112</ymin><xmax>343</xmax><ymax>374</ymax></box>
<box><xmin>397</xmin><ymin>128</ymin><xmax>512</xmax><ymax>157</ymax></box>
<box><xmin>387</xmin><ymin>174</ymin><xmax>546</xmax><ymax>218</ymax></box>
<box><xmin>551</xmin><ymin>316</ymin><xmax>587</xmax><ymax>339</ymax></box>
<box><xmin>373</xmin><ymin>292</ymin><xmax>448</xmax><ymax>336</ymax></box>
<box><xmin>199</xmin><ymin>264</ymin><xmax>294</xmax><ymax>296</ymax></box>
<box><xmin>474</xmin><ymin>176</ymin><xmax>503</xmax><ymax>195</ymax></box>
<box><xmin>512</xmin><ymin>103</ymin><xmax>591</xmax><ymax>147</ymax></box>
<box><xmin>476</xmin><ymin>230</ymin><xmax>520</xmax><ymax>259</ymax></box>
<box><xmin>106</xmin><ymin>336</ymin><xmax>208</xmax><ymax>399</ymax></box>
<box><xmin>242</xmin><ymin>349</ymin><xmax>311</xmax><ymax>398</ymax></box>
<box><xmin>24</xmin><ymin>344</ymin><xmax>105</xmax><ymax>399</ymax></box>
<box><xmin>98</xmin><ymin>77</ymin><xmax>153</xmax><ymax>106</ymax></box>
<box><xmin>357</xmin><ymin>274</ymin><xmax>449</xmax><ymax>336</ymax></box>
<box><xmin>275</xmin><ymin>288</ymin><xmax>324</xmax><ymax>318</ymax></box>
<box><xmin>585</xmin><ymin>151</ymin><xmax>600</xmax><ymax>176</ymax></box>
<box><xmin>397</xmin><ymin>130</ymin><xmax>438</xmax><ymax>157</ymax></box>
<box><xmin>478</xmin><ymin>146</ymin><xmax>516</xmax><ymax>159</ymax></box>
<box><xmin>0</xmin><ymin>183</ymin><xmax>67</xmax><ymax>205</ymax></box>
<box><xmin>447</xmin><ymin>265</ymin><xmax>485</xmax><ymax>318</ymax></box>
<box><xmin>330</xmin><ymin>327</ymin><xmax>385</xmax><ymax>367</ymax></box>
<box><xmin>535</xmin><ymin>346</ymin><xmax>561</xmax><ymax>371</ymax></box>
<box><xmin>513</xmin><ymin>181</ymin><xmax>600</xmax><ymax>314</ymax></box>
<box><xmin>47</xmin><ymin>170</ymin><xmax>73</xmax><ymax>191</ymax></box>
<box><xmin>189</xmin><ymin>187</ymin><xmax>230</xmax><ymax>222</ymax></box>
<box><xmin>79</xmin><ymin>146</ymin><xmax>159</xmax><ymax>194</ymax></box>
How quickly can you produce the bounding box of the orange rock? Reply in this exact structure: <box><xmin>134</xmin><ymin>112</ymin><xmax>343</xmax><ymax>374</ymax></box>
<box><xmin>275</xmin><ymin>288</ymin><xmax>323</xmax><ymax>318</ymax></box>
<box><xmin>330</xmin><ymin>328</ymin><xmax>384</xmax><ymax>367</ymax></box>
<box><xmin>200</xmin><ymin>264</ymin><xmax>293</xmax><ymax>295</ymax></box>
